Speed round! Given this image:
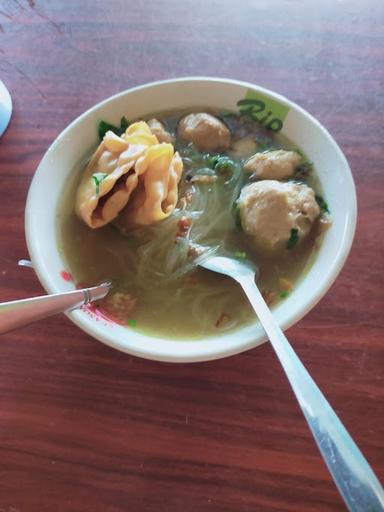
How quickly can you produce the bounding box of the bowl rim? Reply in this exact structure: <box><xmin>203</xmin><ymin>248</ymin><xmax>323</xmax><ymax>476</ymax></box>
<box><xmin>25</xmin><ymin>76</ymin><xmax>357</xmax><ymax>362</ymax></box>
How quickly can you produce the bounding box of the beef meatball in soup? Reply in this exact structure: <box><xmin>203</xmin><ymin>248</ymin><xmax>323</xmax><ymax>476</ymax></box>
<box><xmin>178</xmin><ymin>112</ymin><xmax>231</xmax><ymax>151</ymax></box>
<box><xmin>238</xmin><ymin>180</ymin><xmax>320</xmax><ymax>252</ymax></box>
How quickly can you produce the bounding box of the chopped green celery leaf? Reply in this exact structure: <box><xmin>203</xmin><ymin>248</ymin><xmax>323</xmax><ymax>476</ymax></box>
<box><xmin>92</xmin><ymin>172</ymin><xmax>108</xmax><ymax>196</ymax></box>
<box><xmin>120</xmin><ymin>116</ymin><xmax>129</xmax><ymax>133</ymax></box>
<box><xmin>214</xmin><ymin>156</ymin><xmax>236</xmax><ymax>171</ymax></box>
<box><xmin>294</xmin><ymin>162</ymin><xmax>313</xmax><ymax>178</ymax></box>
<box><xmin>234</xmin><ymin>251</ymin><xmax>247</xmax><ymax>259</ymax></box>
<box><xmin>128</xmin><ymin>319</ymin><xmax>137</xmax><ymax>327</ymax></box>
<box><xmin>98</xmin><ymin>116</ymin><xmax>129</xmax><ymax>141</ymax></box>
<box><xmin>235</xmin><ymin>215</ymin><xmax>242</xmax><ymax>231</ymax></box>
<box><xmin>217</xmin><ymin>157</ymin><xmax>241</xmax><ymax>185</ymax></box>
<box><xmin>202</xmin><ymin>154</ymin><xmax>240</xmax><ymax>185</ymax></box>
<box><xmin>232</xmin><ymin>200</ymin><xmax>243</xmax><ymax>231</ymax></box>
<box><xmin>315</xmin><ymin>195</ymin><xmax>330</xmax><ymax>214</ymax></box>
<box><xmin>280</xmin><ymin>290</ymin><xmax>289</xmax><ymax>299</ymax></box>
<box><xmin>98</xmin><ymin>120</ymin><xmax>119</xmax><ymax>140</ymax></box>
<box><xmin>231</xmin><ymin>199</ymin><xmax>239</xmax><ymax>212</ymax></box>
<box><xmin>203</xmin><ymin>154</ymin><xmax>220</xmax><ymax>168</ymax></box>
<box><xmin>286</xmin><ymin>228</ymin><xmax>299</xmax><ymax>249</ymax></box>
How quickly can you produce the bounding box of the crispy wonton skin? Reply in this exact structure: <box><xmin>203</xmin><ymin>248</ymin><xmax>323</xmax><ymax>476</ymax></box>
<box><xmin>76</xmin><ymin>120</ymin><xmax>183</xmax><ymax>229</ymax></box>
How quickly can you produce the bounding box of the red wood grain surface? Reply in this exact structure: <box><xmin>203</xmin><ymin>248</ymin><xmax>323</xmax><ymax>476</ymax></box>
<box><xmin>0</xmin><ymin>1</ymin><xmax>383</xmax><ymax>510</ymax></box>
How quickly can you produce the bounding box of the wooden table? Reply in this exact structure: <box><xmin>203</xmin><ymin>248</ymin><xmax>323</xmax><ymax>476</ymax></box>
<box><xmin>0</xmin><ymin>1</ymin><xmax>383</xmax><ymax>510</ymax></box>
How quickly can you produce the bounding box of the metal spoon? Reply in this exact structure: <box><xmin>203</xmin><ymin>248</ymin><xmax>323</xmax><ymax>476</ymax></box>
<box><xmin>199</xmin><ymin>255</ymin><xmax>384</xmax><ymax>512</ymax></box>
<box><xmin>0</xmin><ymin>282</ymin><xmax>111</xmax><ymax>335</ymax></box>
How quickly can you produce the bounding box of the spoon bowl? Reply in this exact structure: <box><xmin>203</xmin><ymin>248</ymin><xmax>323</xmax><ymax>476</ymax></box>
<box><xmin>199</xmin><ymin>255</ymin><xmax>258</xmax><ymax>280</ymax></box>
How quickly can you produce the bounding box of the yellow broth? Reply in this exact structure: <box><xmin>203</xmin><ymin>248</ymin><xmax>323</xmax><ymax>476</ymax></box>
<box><xmin>57</xmin><ymin>110</ymin><xmax>328</xmax><ymax>339</ymax></box>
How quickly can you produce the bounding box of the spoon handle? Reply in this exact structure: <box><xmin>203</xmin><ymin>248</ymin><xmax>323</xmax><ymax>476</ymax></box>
<box><xmin>238</xmin><ymin>277</ymin><xmax>384</xmax><ymax>512</ymax></box>
<box><xmin>0</xmin><ymin>283</ymin><xmax>110</xmax><ymax>335</ymax></box>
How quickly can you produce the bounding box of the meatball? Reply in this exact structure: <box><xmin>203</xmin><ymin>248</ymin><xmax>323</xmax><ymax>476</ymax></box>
<box><xmin>178</xmin><ymin>113</ymin><xmax>231</xmax><ymax>151</ymax></box>
<box><xmin>238</xmin><ymin>180</ymin><xmax>320</xmax><ymax>252</ymax></box>
<box><xmin>230</xmin><ymin>136</ymin><xmax>258</xmax><ymax>159</ymax></box>
<box><xmin>147</xmin><ymin>118</ymin><xmax>174</xmax><ymax>143</ymax></box>
<box><xmin>244</xmin><ymin>150</ymin><xmax>301</xmax><ymax>180</ymax></box>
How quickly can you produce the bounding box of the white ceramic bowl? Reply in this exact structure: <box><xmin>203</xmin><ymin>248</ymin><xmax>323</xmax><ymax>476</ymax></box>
<box><xmin>25</xmin><ymin>77</ymin><xmax>357</xmax><ymax>362</ymax></box>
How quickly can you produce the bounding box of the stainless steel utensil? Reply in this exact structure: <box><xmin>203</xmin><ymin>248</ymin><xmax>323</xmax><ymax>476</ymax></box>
<box><xmin>199</xmin><ymin>255</ymin><xmax>384</xmax><ymax>512</ymax></box>
<box><xmin>0</xmin><ymin>282</ymin><xmax>111</xmax><ymax>335</ymax></box>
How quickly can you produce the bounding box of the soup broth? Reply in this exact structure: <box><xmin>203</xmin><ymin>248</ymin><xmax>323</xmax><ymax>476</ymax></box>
<box><xmin>58</xmin><ymin>109</ymin><xmax>328</xmax><ymax>339</ymax></box>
